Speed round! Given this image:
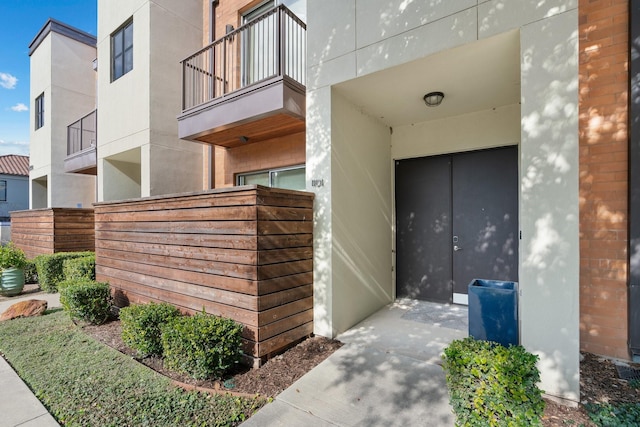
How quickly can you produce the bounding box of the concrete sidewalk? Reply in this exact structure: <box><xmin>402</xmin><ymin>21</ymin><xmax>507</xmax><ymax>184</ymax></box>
<box><xmin>241</xmin><ymin>299</ymin><xmax>468</xmax><ymax>427</ymax></box>
<box><xmin>0</xmin><ymin>289</ymin><xmax>61</xmax><ymax>427</ymax></box>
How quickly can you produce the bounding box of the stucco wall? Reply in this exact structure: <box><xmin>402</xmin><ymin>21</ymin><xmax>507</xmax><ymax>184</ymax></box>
<box><xmin>97</xmin><ymin>0</ymin><xmax>204</xmax><ymax>201</ymax></box>
<box><xmin>307</xmin><ymin>0</ymin><xmax>580</xmax><ymax>402</ymax></box>
<box><xmin>29</xmin><ymin>28</ymin><xmax>96</xmax><ymax>208</ymax></box>
<box><xmin>330</xmin><ymin>91</ymin><xmax>393</xmax><ymax>336</ymax></box>
<box><xmin>392</xmin><ymin>104</ymin><xmax>521</xmax><ymax>160</ymax></box>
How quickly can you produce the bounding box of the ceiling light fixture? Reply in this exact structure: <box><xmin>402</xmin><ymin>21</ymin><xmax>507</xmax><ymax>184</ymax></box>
<box><xmin>423</xmin><ymin>91</ymin><xmax>444</xmax><ymax>107</ymax></box>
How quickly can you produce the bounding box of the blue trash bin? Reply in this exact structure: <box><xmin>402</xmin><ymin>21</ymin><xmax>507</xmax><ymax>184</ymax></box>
<box><xmin>468</xmin><ymin>279</ymin><xmax>518</xmax><ymax>346</ymax></box>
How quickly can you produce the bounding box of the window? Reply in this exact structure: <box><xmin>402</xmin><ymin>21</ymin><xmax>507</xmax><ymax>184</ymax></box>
<box><xmin>237</xmin><ymin>165</ymin><xmax>305</xmax><ymax>191</ymax></box>
<box><xmin>242</xmin><ymin>1</ymin><xmax>276</xmax><ymax>86</ymax></box>
<box><xmin>0</xmin><ymin>180</ymin><xmax>6</xmax><ymax>202</ymax></box>
<box><xmin>35</xmin><ymin>93</ymin><xmax>44</xmax><ymax>130</ymax></box>
<box><xmin>111</xmin><ymin>19</ymin><xmax>133</xmax><ymax>81</ymax></box>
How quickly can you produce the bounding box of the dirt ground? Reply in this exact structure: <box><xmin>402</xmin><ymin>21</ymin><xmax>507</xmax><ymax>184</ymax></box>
<box><xmin>82</xmin><ymin>319</ymin><xmax>640</xmax><ymax>425</ymax></box>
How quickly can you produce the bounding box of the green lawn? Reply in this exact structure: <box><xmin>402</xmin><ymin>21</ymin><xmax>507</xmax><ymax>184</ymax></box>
<box><xmin>0</xmin><ymin>310</ymin><xmax>265</xmax><ymax>426</ymax></box>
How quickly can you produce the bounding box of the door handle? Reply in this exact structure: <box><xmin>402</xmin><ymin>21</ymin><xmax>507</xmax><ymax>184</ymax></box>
<box><xmin>453</xmin><ymin>245</ymin><xmax>463</xmax><ymax>252</ymax></box>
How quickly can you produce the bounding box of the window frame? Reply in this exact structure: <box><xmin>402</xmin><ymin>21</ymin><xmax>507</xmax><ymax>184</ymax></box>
<box><xmin>0</xmin><ymin>180</ymin><xmax>7</xmax><ymax>202</ymax></box>
<box><xmin>35</xmin><ymin>92</ymin><xmax>44</xmax><ymax>130</ymax></box>
<box><xmin>111</xmin><ymin>19</ymin><xmax>134</xmax><ymax>81</ymax></box>
<box><xmin>237</xmin><ymin>165</ymin><xmax>305</xmax><ymax>190</ymax></box>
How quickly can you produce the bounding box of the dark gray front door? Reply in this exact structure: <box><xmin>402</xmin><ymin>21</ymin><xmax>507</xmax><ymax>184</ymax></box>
<box><xmin>395</xmin><ymin>146</ymin><xmax>518</xmax><ymax>303</ymax></box>
<box><xmin>395</xmin><ymin>155</ymin><xmax>453</xmax><ymax>302</ymax></box>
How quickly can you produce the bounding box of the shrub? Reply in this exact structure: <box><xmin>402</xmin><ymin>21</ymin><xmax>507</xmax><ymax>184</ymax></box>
<box><xmin>63</xmin><ymin>254</ymin><xmax>95</xmax><ymax>282</ymax></box>
<box><xmin>24</xmin><ymin>259</ymin><xmax>38</xmax><ymax>284</ymax></box>
<box><xmin>59</xmin><ymin>280</ymin><xmax>113</xmax><ymax>325</ymax></box>
<box><xmin>161</xmin><ymin>312</ymin><xmax>244</xmax><ymax>379</ymax></box>
<box><xmin>586</xmin><ymin>402</ymin><xmax>640</xmax><ymax>426</ymax></box>
<box><xmin>442</xmin><ymin>337</ymin><xmax>545</xmax><ymax>426</ymax></box>
<box><xmin>35</xmin><ymin>251</ymin><xmax>94</xmax><ymax>292</ymax></box>
<box><xmin>120</xmin><ymin>302</ymin><xmax>182</xmax><ymax>357</ymax></box>
<box><xmin>0</xmin><ymin>243</ymin><xmax>28</xmax><ymax>270</ymax></box>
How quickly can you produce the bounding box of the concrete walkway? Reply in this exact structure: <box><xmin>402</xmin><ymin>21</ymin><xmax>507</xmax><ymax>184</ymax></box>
<box><xmin>0</xmin><ymin>288</ymin><xmax>61</xmax><ymax>427</ymax></box>
<box><xmin>241</xmin><ymin>299</ymin><xmax>468</xmax><ymax>427</ymax></box>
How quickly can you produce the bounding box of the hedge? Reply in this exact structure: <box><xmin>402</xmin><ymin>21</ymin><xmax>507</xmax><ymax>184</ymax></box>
<box><xmin>34</xmin><ymin>251</ymin><xmax>95</xmax><ymax>292</ymax></box>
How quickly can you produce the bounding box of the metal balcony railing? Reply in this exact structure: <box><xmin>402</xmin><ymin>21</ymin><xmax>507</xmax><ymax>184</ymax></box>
<box><xmin>181</xmin><ymin>4</ymin><xmax>306</xmax><ymax>112</ymax></box>
<box><xmin>67</xmin><ymin>109</ymin><xmax>96</xmax><ymax>155</ymax></box>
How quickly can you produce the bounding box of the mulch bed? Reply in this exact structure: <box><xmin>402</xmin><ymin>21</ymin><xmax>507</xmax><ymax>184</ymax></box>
<box><xmin>82</xmin><ymin>319</ymin><xmax>342</xmax><ymax>398</ymax></box>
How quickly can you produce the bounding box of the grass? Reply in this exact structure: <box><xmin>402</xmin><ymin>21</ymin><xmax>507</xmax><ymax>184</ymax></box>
<box><xmin>0</xmin><ymin>310</ymin><xmax>265</xmax><ymax>426</ymax></box>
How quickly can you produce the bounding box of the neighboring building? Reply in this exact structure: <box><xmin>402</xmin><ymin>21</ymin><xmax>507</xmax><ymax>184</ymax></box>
<box><xmin>0</xmin><ymin>155</ymin><xmax>29</xmax><ymax>222</ymax></box>
<box><xmin>28</xmin><ymin>19</ymin><xmax>97</xmax><ymax>209</ymax></box>
<box><xmin>0</xmin><ymin>155</ymin><xmax>29</xmax><ymax>243</ymax></box>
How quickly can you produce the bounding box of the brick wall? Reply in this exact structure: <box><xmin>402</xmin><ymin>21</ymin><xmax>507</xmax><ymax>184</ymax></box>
<box><xmin>579</xmin><ymin>0</ymin><xmax>629</xmax><ymax>359</ymax></box>
<box><xmin>214</xmin><ymin>132</ymin><xmax>305</xmax><ymax>187</ymax></box>
<box><xmin>214</xmin><ymin>0</ymin><xmax>263</xmax><ymax>39</ymax></box>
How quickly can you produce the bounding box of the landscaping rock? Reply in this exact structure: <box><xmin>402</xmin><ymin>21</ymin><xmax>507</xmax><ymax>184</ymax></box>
<box><xmin>0</xmin><ymin>299</ymin><xmax>48</xmax><ymax>321</ymax></box>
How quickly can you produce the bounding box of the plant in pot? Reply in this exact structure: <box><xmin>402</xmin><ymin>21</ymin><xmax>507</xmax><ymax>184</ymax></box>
<box><xmin>0</xmin><ymin>243</ymin><xmax>28</xmax><ymax>296</ymax></box>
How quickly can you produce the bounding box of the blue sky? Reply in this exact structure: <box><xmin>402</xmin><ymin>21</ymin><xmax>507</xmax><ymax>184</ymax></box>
<box><xmin>0</xmin><ymin>1</ymin><xmax>97</xmax><ymax>157</ymax></box>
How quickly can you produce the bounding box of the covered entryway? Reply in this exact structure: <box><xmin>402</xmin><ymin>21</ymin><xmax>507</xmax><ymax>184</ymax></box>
<box><xmin>396</xmin><ymin>146</ymin><xmax>518</xmax><ymax>304</ymax></box>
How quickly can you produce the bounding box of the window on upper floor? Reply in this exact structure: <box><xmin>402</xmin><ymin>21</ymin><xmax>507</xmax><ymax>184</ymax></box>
<box><xmin>0</xmin><ymin>180</ymin><xmax>7</xmax><ymax>202</ymax></box>
<box><xmin>237</xmin><ymin>165</ymin><xmax>305</xmax><ymax>191</ymax></box>
<box><xmin>111</xmin><ymin>19</ymin><xmax>133</xmax><ymax>81</ymax></box>
<box><xmin>35</xmin><ymin>93</ymin><xmax>44</xmax><ymax>130</ymax></box>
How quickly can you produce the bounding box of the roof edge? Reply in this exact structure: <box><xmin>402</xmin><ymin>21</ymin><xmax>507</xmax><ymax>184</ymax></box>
<box><xmin>29</xmin><ymin>18</ymin><xmax>96</xmax><ymax>56</ymax></box>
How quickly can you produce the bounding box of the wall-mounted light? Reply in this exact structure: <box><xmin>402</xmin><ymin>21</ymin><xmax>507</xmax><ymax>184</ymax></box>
<box><xmin>423</xmin><ymin>91</ymin><xmax>444</xmax><ymax>107</ymax></box>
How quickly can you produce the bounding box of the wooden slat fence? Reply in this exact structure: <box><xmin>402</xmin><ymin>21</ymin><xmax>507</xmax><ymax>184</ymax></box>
<box><xmin>94</xmin><ymin>185</ymin><xmax>314</xmax><ymax>366</ymax></box>
<box><xmin>11</xmin><ymin>208</ymin><xmax>95</xmax><ymax>259</ymax></box>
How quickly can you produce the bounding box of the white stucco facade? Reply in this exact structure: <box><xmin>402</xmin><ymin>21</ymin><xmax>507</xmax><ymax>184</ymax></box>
<box><xmin>96</xmin><ymin>0</ymin><xmax>206</xmax><ymax>201</ymax></box>
<box><xmin>29</xmin><ymin>22</ymin><xmax>97</xmax><ymax>209</ymax></box>
<box><xmin>307</xmin><ymin>0</ymin><xmax>579</xmax><ymax>402</ymax></box>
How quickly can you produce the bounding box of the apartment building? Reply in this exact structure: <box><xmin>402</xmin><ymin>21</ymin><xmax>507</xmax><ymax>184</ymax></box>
<box><xmin>28</xmin><ymin>19</ymin><xmax>97</xmax><ymax>209</ymax></box>
<box><xmin>23</xmin><ymin>0</ymin><xmax>640</xmax><ymax>405</ymax></box>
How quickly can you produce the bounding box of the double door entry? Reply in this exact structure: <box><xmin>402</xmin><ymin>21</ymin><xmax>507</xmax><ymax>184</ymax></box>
<box><xmin>395</xmin><ymin>146</ymin><xmax>519</xmax><ymax>303</ymax></box>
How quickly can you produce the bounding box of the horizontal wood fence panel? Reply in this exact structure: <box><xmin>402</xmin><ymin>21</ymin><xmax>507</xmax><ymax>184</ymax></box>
<box><xmin>96</xmin><ymin>230</ymin><xmax>258</xmax><ymax>250</ymax></box>
<box><xmin>98</xmin><ymin>247</ymin><xmax>259</xmax><ymax>280</ymax></box>
<box><xmin>95</xmin><ymin>190</ymin><xmax>258</xmax><ymax>213</ymax></box>
<box><xmin>257</xmin><ymin>309</ymin><xmax>314</xmax><ymax>341</ymax></box>
<box><xmin>97</xmin><ymin>206</ymin><xmax>257</xmax><ymax>223</ymax></box>
<box><xmin>11</xmin><ymin>208</ymin><xmax>95</xmax><ymax>259</ymax></box>
<box><xmin>95</xmin><ymin>186</ymin><xmax>314</xmax><ymax>365</ymax></box>
<box><xmin>96</xmin><ymin>239</ymin><xmax>258</xmax><ymax>265</ymax></box>
<box><xmin>257</xmin><ymin>206</ymin><xmax>313</xmax><ymax>221</ymax></box>
<box><xmin>95</xmin><ymin>220</ymin><xmax>257</xmax><ymax>235</ymax></box>
<box><xmin>257</xmin><ymin>234</ymin><xmax>313</xmax><ymax>250</ymax></box>
<box><xmin>97</xmin><ymin>257</ymin><xmax>256</xmax><ymax>295</ymax></box>
<box><xmin>98</xmin><ymin>265</ymin><xmax>259</xmax><ymax>311</ymax></box>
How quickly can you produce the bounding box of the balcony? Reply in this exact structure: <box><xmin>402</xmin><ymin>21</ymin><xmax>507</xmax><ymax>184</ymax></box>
<box><xmin>178</xmin><ymin>5</ymin><xmax>305</xmax><ymax>149</ymax></box>
<box><xmin>64</xmin><ymin>109</ymin><xmax>97</xmax><ymax>175</ymax></box>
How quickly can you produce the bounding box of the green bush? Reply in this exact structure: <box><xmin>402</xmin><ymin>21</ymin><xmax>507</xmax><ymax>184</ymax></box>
<box><xmin>62</xmin><ymin>254</ymin><xmax>95</xmax><ymax>282</ymax></box>
<box><xmin>442</xmin><ymin>337</ymin><xmax>545</xmax><ymax>426</ymax></box>
<box><xmin>586</xmin><ymin>402</ymin><xmax>640</xmax><ymax>426</ymax></box>
<box><xmin>24</xmin><ymin>259</ymin><xmax>38</xmax><ymax>284</ymax></box>
<box><xmin>59</xmin><ymin>280</ymin><xmax>113</xmax><ymax>325</ymax></box>
<box><xmin>161</xmin><ymin>312</ymin><xmax>244</xmax><ymax>379</ymax></box>
<box><xmin>120</xmin><ymin>302</ymin><xmax>182</xmax><ymax>357</ymax></box>
<box><xmin>34</xmin><ymin>251</ymin><xmax>94</xmax><ymax>292</ymax></box>
<box><xmin>0</xmin><ymin>243</ymin><xmax>28</xmax><ymax>270</ymax></box>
